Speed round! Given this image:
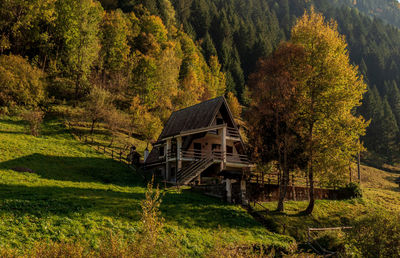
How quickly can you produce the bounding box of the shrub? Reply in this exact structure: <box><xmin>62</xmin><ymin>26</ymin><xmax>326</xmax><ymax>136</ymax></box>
<box><xmin>21</xmin><ymin>109</ymin><xmax>44</xmax><ymax>136</ymax></box>
<box><xmin>348</xmin><ymin>212</ymin><xmax>400</xmax><ymax>257</ymax></box>
<box><xmin>338</xmin><ymin>182</ymin><xmax>362</xmax><ymax>199</ymax></box>
<box><xmin>0</xmin><ymin>55</ymin><xmax>46</xmax><ymax>108</ymax></box>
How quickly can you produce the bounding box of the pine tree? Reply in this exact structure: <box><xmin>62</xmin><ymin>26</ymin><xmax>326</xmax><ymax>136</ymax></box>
<box><xmin>386</xmin><ymin>81</ymin><xmax>400</xmax><ymax>129</ymax></box>
<box><xmin>379</xmin><ymin>97</ymin><xmax>399</xmax><ymax>162</ymax></box>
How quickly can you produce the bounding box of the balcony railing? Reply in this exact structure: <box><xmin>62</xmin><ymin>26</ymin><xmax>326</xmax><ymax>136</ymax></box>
<box><xmin>180</xmin><ymin>149</ymin><xmax>224</xmax><ymax>160</ymax></box>
<box><xmin>166</xmin><ymin>149</ymin><xmax>249</xmax><ymax>164</ymax></box>
<box><xmin>227</xmin><ymin>153</ymin><xmax>250</xmax><ymax>163</ymax></box>
<box><xmin>227</xmin><ymin>127</ymin><xmax>240</xmax><ymax>138</ymax></box>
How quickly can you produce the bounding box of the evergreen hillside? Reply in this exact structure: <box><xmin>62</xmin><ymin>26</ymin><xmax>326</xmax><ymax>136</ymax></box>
<box><xmin>333</xmin><ymin>0</ymin><xmax>400</xmax><ymax>29</ymax></box>
<box><xmin>108</xmin><ymin>0</ymin><xmax>400</xmax><ymax>163</ymax></box>
<box><xmin>2</xmin><ymin>0</ymin><xmax>400</xmax><ymax>162</ymax></box>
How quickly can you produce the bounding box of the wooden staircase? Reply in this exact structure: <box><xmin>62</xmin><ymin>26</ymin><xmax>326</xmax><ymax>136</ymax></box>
<box><xmin>176</xmin><ymin>156</ymin><xmax>214</xmax><ymax>185</ymax></box>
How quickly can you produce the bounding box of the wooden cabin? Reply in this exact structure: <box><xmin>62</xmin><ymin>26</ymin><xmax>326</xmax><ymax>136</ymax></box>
<box><xmin>145</xmin><ymin>96</ymin><xmax>251</xmax><ymax>186</ymax></box>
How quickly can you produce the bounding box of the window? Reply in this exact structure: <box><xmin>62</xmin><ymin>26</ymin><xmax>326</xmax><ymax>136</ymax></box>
<box><xmin>227</xmin><ymin>146</ymin><xmax>233</xmax><ymax>154</ymax></box>
<box><xmin>216</xmin><ymin>118</ymin><xmax>224</xmax><ymax>125</ymax></box>
<box><xmin>158</xmin><ymin>146</ymin><xmax>164</xmax><ymax>157</ymax></box>
<box><xmin>194</xmin><ymin>143</ymin><xmax>202</xmax><ymax>158</ymax></box>
<box><xmin>194</xmin><ymin>143</ymin><xmax>202</xmax><ymax>150</ymax></box>
<box><xmin>212</xmin><ymin>144</ymin><xmax>221</xmax><ymax>151</ymax></box>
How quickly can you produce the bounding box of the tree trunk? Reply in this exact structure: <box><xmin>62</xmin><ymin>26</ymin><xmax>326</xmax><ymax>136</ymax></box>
<box><xmin>305</xmin><ymin>124</ymin><xmax>314</xmax><ymax>214</ymax></box>
<box><xmin>305</xmin><ymin>165</ymin><xmax>314</xmax><ymax>214</ymax></box>
<box><xmin>277</xmin><ymin>134</ymin><xmax>289</xmax><ymax>212</ymax></box>
<box><xmin>90</xmin><ymin>119</ymin><xmax>96</xmax><ymax>135</ymax></box>
<box><xmin>277</xmin><ymin>167</ymin><xmax>285</xmax><ymax>211</ymax></box>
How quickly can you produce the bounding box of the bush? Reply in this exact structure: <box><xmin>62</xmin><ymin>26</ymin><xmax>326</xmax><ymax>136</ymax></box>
<box><xmin>348</xmin><ymin>212</ymin><xmax>400</xmax><ymax>257</ymax></box>
<box><xmin>338</xmin><ymin>182</ymin><xmax>362</xmax><ymax>199</ymax></box>
<box><xmin>21</xmin><ymin>109</ymin><xmax>44</xmax><ymax>136</ymax></box>
<box><xmin>0</xmin><ymin>55</ymin><xmax>46</xmax><ymax>108</ymax></box>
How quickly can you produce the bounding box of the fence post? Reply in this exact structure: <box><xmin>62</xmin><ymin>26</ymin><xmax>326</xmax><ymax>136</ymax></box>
<box><xmin>262</xmin><ymin>170</ymin><xmax>264</xmax><ymax>186</ymax></box>
<box><xmin>112</xmin><ymin>150</ymin><xmax>114</xmax><ymax>159</ymax></box>
<box><xmin>103</xmin><ymin>146</ymin><xmax>106</xmax><ymax>153</ymax></box>
<box><xmin>119</xmin><ymin>151</ymin><xmax>122</xmax><ymax>162</ymax></box>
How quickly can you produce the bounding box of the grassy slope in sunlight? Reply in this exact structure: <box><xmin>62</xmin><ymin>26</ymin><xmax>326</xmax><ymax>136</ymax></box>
<box><xmin>253</xmin><ymin>163</ymin><xmax>400</xmax><ymax>243</ymax></box>
<box><xmin>0</xmin><ymin>117</ymin><xmax>294</xmax><ymax>256</ymax></box>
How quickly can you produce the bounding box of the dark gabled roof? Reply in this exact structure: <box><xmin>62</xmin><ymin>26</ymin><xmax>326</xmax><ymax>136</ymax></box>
<box><xmin>145</xmin><ymin>96</ymin><xmax>246</xmax><ymax>165</ymax></box>
<box><xmin>157</xmin><ymin>96</ymin><xmax>225</xmax><ymax>140</ymax></box>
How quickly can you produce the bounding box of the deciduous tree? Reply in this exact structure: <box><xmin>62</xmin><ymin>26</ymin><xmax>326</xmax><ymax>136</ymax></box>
<box><xmin>291</xmin><ymin>8</ymin><xmax>367</xmax><ymax>214</ymax></box>
<box><xmin>247</xmin><ymin>42</ymin><xmax>309</xmax><ymax>211</ymax></box>
<box><xmin>0</xmin><ymin>55</ymin><xmax>46</xmax><ymax>107</ymax></box>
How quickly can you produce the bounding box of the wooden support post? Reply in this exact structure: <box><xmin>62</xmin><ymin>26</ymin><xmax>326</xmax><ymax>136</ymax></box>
<box><xmin>103</xmin><ymin>146</ymin><xmax>106</xmax><ymax>153</ymax></box>
<box><xmin>226</xmin><ymin>179</ymin><xmax>232</xmax><ymax>203</ymax></box>
<box><xmin>119</xmin><ymin>151</ymin><xmax>122</xmax><ymax>162</ymax></box>
<box><xmin>221</xmin><ymin>126</ymin><xmax>227</xmax><ymax>166</ymax></box>
<box><xmin>240</xmin><ymin>179</ymin><xmax>247</xmax><ymax>205</ymax></box>
<box><xmin>177</xmin><ymin>136</ymin><xmax>182</xmax><ymax>171</ymax></box>
<box><xmin>112</xmin><ymin>150</ymin><xmax>114</xmax><ymax>159</ymax></box>
<box><xmin>166</xmin><ymin>139</ymin><xmax>171</xmax><ymax>181</ymax></box>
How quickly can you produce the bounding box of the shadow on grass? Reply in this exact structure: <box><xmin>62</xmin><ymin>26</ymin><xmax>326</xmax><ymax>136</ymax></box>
<box><xmin>0</xmin><ymin>182</ymin><xmax>264</xmax><ymax>231</ymax></box>
<box><xmin>160</xmin><ymin>189</ymin><xmax>265</xmax><ymax>230</ymax></box>
<box><xmin>0</xmin><ymin>153</ymin><xmax>143</xmax><ymax>187</ymax></box>
<box><xmin>0</xmin><ymin>183</ymin><xmax>143</xmax><ymax>220</ymax></box>
<box><xmin>0</xmin><ymin>119</ymin><xmax>26</xmax><ymax>127</ymax></box>
<box><xmin>0</xmin><ymin>118</ymin><xmax>70</xmax><ymax>137</ymax></box>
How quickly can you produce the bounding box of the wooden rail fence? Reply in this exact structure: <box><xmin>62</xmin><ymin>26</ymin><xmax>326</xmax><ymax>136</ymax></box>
<box><xmin>64</xmin><ymin>120</ymin><xmax>132</xmax><ymax>165</ymax></box>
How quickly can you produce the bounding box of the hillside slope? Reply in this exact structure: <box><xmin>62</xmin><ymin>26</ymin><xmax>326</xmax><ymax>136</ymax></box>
<box><xmin>253</xmin><ymin>163</ymin><xmax>400</xmax><ymax>246</ymax></box>
<box><xmin>0</xmin><ymin>117</ymin><xmax>294</xmax><ymax>255</ymax></box>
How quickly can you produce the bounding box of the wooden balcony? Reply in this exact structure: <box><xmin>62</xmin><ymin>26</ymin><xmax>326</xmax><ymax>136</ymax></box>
<box><xmin>226</xmin><ymin>153</ymin><xmax>250</xmax><ymax>164</ymax></box>
<box><xmin>227</xmin><ymin>127</ymin><xmax>240</xmax><ymax>138</ymax></box>
<box><xmin>167</xmin><ymin>149</ymin><xmax>249</xmax><ymax>164</ymax></box>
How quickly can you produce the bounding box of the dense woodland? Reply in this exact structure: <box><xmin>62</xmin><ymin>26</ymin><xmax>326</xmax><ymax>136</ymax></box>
<box><xmin>102</xmin><ymin>0</ymin><xmax>400</xmax><ymax>164</ymax></box>
<box><xmin>1</xmin><ymin>0</ymin><xmax>400</xmax><ymax>163</ymax></box>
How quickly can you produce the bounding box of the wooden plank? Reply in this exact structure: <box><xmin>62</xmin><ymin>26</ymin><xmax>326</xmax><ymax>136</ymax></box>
<box><xmin>308</xmin><ymin>227</ymin><xmax>352</xmax><ymax>231</ymax></box>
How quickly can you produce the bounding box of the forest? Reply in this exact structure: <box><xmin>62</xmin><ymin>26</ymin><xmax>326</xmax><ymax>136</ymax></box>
<box><xmin>104</xmin><ymin>0</ymin><xmax>400</xmax><ymax>165</ymax></box>
<box><xmin>1</xmin><ymin>0</ymin><xmax>400</xmax><ymax>161</ymax></box>
<box><xmin>2</xmin><ymin>0</ymin><xmax>400</xmax><ymax>256</ymax></box>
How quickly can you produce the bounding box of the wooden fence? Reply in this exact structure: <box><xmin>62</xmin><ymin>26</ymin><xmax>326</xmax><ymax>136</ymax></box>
<box><xmin>64</xmin><ymin>120</ymin><xmax>132</xmax><ymax>165</ymax></box>
<box><xmin>249</xmin><ymin>170</ymin><xmax>329</xmax><ymax>189</ymax></box>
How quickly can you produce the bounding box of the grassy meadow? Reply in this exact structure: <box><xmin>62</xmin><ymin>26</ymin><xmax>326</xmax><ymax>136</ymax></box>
<box><xmin>0</xmin><ymin>117</ymin><xmax>295</xmax><ymax>256</ymax></box>
<box><xmin>251</xmin><ymin>164</ymin><xmax>400</xmax><ymax>251</ymax></box>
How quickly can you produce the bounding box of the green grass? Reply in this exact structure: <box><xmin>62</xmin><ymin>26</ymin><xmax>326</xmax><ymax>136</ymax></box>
<box><xmin>0</xmin><ymin>117</ymin><xmax>295</xmax><ymax>256</ymax></box>
<box><xmin>252</xmin><ymin>162</ymin><xmax>400</xmax><ymax>246</ymax></box>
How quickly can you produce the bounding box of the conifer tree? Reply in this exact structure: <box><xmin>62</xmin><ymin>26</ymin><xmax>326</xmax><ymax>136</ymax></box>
<box><xmin>379</xmin><ymin>98</ymin><xmax>399</xmax><ymax>162</ymax></box>
<box><xmin>386</xmin><ymin>81</ymin><xmax>400</xmax><ymax>129</ymax></box>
